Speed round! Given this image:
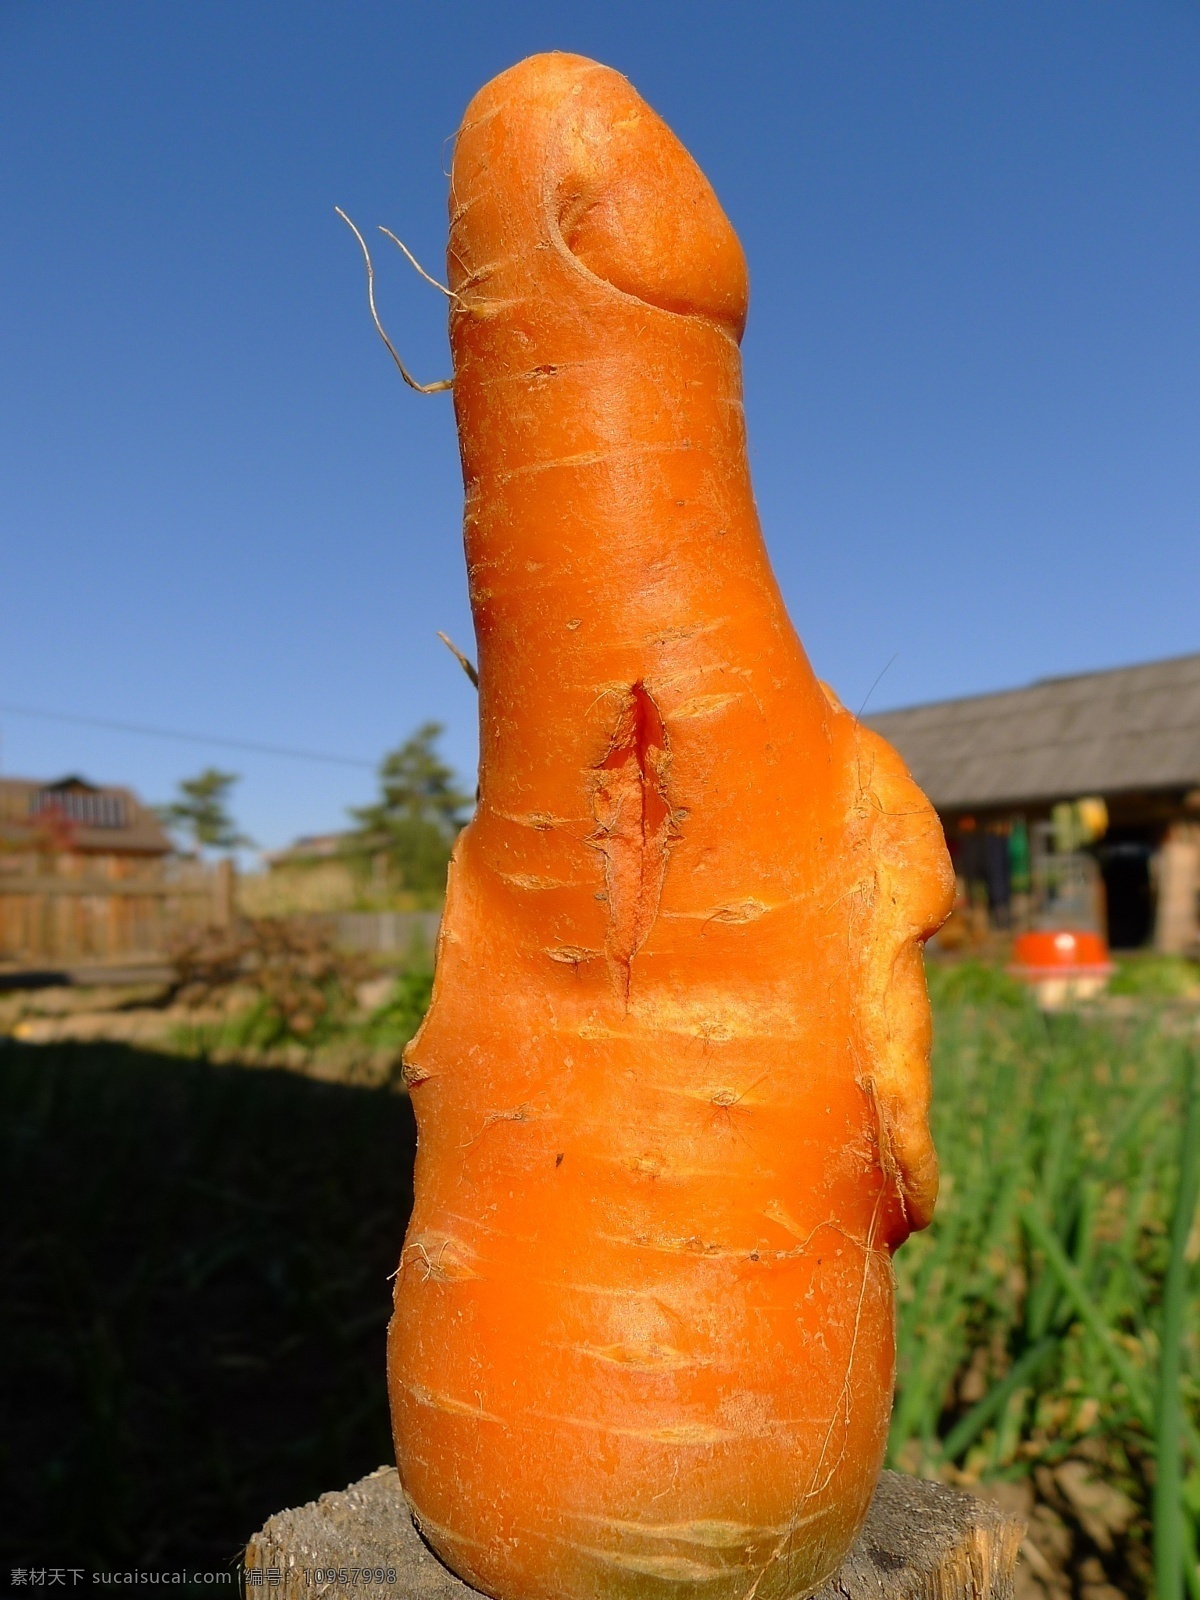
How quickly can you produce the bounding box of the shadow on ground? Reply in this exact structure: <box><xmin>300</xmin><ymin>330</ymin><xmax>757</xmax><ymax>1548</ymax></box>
<box><xmin>0</xmin><ymin>1039</ymin><xmax>416</xmax><ymax>1567</ymax></box>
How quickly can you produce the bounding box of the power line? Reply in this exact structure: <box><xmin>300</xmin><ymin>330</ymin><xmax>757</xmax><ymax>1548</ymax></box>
<box><xmin>0</xmin><ymin>701</ymin><xmax>377</xmax><ymax>771</ymax></box>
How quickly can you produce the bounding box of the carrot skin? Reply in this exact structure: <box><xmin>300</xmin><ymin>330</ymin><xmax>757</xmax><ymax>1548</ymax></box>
<box><xmin>389</xmin><ymin>52</ymin><xmax>954</xmax><ymax>1600</ymax></box>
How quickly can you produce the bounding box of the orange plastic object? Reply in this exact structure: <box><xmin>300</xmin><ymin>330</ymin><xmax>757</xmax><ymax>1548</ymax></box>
<box><xmin>387</xmin><ymin>53</ymin><xmax>955</xmax><ymax>1600</ymax></box>
<box><xmin>1011</xmin><ymin>929</ymin><xmax>1114</xmax><ymax>978</ymax></box>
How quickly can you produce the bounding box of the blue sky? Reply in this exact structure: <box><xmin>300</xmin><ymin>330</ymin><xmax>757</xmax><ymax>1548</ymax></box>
<box><xmin>2</xmin><ymin>2</ymin><xmax>1197</xmax><ymax>853</ymax></box>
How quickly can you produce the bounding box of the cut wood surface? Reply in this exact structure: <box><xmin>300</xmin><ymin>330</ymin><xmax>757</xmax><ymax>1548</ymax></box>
<box><xmin>245</xmin><ymin>1467</ymin><xmax>1024</xmax><ymax>1600</ymax></box>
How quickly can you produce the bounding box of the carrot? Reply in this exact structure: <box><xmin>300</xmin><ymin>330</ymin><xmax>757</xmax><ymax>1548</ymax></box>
<box><xmin>388</xmin><ymin>52</ymin><xmax>954</xmax><ymax>1600</ymax></box>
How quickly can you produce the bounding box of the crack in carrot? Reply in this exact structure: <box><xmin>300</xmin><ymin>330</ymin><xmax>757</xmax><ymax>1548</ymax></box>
<box><xmin>587</xmin><ymin>682</ymin><xmax>679</xmax><ymax>1002</ymax></box>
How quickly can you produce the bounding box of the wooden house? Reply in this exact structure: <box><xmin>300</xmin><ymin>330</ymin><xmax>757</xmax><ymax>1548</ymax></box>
<box><xmin>867</xmin><ymin>652</ymin><xmax>1200</xmax><ymax>952</ymax></box>
<box><xmin>0</xmin><ymin>775</ymin><xmax>216</xmax><ymax>970</ymax></box>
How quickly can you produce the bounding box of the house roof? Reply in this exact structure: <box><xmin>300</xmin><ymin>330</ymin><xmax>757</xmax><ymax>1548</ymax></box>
<box><xmin>864</xmin><ymin>652</ymin><xmax>1200</xmax><ymax>812</ymax></box>
<box><xmin>264</xmin><ymin>832</ymin><xmax>351</xmax><ymax>868</ymax></box>
<box><xmin>0</xmin><ymin>776</ymin><xmax>172</xmax><ymax>855</ymax></box>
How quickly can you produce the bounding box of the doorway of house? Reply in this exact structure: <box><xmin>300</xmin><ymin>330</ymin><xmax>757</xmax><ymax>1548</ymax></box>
<box><xmin>1096</xmin><ymin>831</ymin><xmax>1157</xmax><ymax>948</ymax></box>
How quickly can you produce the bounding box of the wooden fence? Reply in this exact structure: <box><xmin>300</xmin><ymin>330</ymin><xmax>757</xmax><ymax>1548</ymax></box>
<box><xmin>0</xmin><ymin>860</ymin><xmax>232</xmax><ymax>970</ymax></box>
<box><xmin>0</xmin><ymin>865</ymin><xmax>446</xmax><ymax>974</ymax></box>
<box><xmin>324</xmin><ymin>910</ymin><xmax>441</xmax><ymax>957</ymax></box>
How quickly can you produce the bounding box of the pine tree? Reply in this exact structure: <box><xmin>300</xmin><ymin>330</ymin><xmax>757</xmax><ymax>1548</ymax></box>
<box><xmin>346</xmin><ymin>723</ymin><xmax>471</xmax><ymax>894</ymax></box>
<box><xmin>157</xmin><ymin>768</ymin><xmax>250</xmax><ymax>854</ymax></box>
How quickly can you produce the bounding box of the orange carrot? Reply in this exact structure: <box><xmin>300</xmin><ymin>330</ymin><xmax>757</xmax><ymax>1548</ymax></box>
<box><xmin>388</xmin><ymin>52</ymin><xmax>954</xmax><ymax>1600</ymax></box>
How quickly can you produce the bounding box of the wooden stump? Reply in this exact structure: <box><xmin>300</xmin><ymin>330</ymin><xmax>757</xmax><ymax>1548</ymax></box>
<box><xmin>246</xmin><ymin>1466</ymin><xmax>1024</xmax><ymax>1599</ymax></box>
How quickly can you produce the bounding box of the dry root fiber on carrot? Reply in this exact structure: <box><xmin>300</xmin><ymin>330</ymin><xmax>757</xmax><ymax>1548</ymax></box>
<box><xmin>387</xmin><ymin>51</ymin><xmax>954</xmax><ymax>1600</ymax></box>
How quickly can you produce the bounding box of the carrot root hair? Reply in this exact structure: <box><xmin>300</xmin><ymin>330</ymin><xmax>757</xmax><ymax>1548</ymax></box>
<box><xmin>334</xmin><ymin>206</ymin><xmax>453</xmax><ymax>393</ymax></box>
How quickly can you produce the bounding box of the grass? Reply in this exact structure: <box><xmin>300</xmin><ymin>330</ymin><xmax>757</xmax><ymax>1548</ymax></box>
<box><xmin>1</xmin><ymin>960</ymin><xmax>1197</xmax><ymax>1591</ymax></box>
<box><xmin>1109</xmin><ymin>954</ymin><xmax>1200</xmax><ymax>1001</ymax></box>
<box><xmin>0</xmin><ymin>1040</ymin><xmax>416</xmax><ymax>1570</ymax></box>
<box><xmin>895</xmin><ymin>962</ymin><xmax>1200</xmax><ymax>1597</ymax></box>
<box><xmin>167</xmin><ymin>962</ymin><xmax>434</xmax><ymax>1077</ymax></box>
<box><xmin>1155</xmin><ymin>1051</ymin><xmax>1199</xmax><ymax>1600</ymax></box>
